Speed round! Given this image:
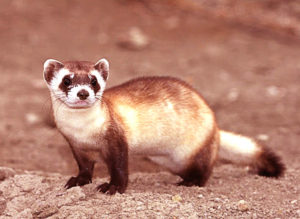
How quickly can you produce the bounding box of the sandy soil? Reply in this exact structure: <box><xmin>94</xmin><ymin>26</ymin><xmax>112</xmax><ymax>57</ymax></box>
<box><xmin>0</xmin><ymin>0</ymin><xmax>299</xmax><ymax>218</ymax></box>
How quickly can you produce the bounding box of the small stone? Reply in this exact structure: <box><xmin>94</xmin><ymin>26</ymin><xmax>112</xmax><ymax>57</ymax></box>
<box><xmin>266</xmin><ymin>86</ymin><xmax>280</xmax><ymax>96</ymax></box>
<box><xmin>237</xmin><ymin>200</ymin><xmax>249</xmax><ymax>212</ymax></box>
<box><xmin>172</xmin><ymin>194</ymin><xmax>183</xmax><ymax>202</ymax></box>
<box><xmin>118</xmin><ymin>27</ymin><xmax>149</xmax><ymax>51</ymax></box>
<box><xmin>266</xmin><ymin>85</ymin><xmax>286</xmax><ymax>97</ymax></box>
<box><xmin>291</xmin><ymin>200</ymin><xmax>297</xmax><ymax>204</ymax></box>
<box><xmin>227</xmin><ymin>88</ymin><xmax>239</xmax><ymax>102</ymax></box>
<box><xmin>256</xmin><ymin>134</ymin><xmax>269</xmax><ymax>141</ymax></box>
<box><xmin>198</xmin><ymin>194</ymin><xmax>204</xmax><ymax>199</ymax></box>
<box><xmin>214</xmin><ymin>198</ymin><xmax>221</xmax><ymax>202</ymax></box>
<box><xmin>25</xmin><ymin>113</ymin><xmax>40</xmax><ymax>125</ymax></box>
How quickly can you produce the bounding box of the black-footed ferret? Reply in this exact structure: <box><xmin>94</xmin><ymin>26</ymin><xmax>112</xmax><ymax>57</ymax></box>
<box><xmin>43</xmin><ymin>58</ymin><xmax>285</xmax><ymax>194</ymax></box>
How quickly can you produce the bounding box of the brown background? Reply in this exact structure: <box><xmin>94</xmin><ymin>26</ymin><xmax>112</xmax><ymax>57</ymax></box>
<box><xmin>0</xmin><ymin>0</ymin><xmax>299</xmax><ymax>217</ymax></box>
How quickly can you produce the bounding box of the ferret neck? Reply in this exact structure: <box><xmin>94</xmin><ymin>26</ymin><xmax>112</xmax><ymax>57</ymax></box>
<box><xmin>51</xmin><ymin>95</ymin><xmax>109</xmax><ymax>126</ymax></box>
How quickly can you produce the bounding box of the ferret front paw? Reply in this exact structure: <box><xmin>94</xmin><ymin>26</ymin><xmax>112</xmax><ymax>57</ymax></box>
<box><xmin>97</xmin><ymin>182</ymin><xmax>126</xmax><ymax>195</ymax></box>
<box><xmin>65</xmin><ymin>175</ymin><xmax>92</xmax><ymax>189</ymax></box>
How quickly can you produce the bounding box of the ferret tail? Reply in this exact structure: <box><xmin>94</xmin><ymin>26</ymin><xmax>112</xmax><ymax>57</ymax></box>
<box><xmin>218</xmin><ymin>130</ymin><xmax>285</xmax><ymax>177</ymax></box>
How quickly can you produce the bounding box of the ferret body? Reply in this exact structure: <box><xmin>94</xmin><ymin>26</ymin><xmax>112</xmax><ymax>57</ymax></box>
<box><xmin>43</xmin><ymin>59</ymin><xmax>285</xmax><ymax>194</ymax></box>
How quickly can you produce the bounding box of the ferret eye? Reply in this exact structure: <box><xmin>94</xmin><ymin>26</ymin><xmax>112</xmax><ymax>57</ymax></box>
<box><xmin>91</xmin><ymin>78</ymin><xmax>97</xmax><ymax>87</ymax></box>
<box><xmin>63</xmin><ymin>77</ymin><xmax>71</xmax><ymax>86</ymax></box>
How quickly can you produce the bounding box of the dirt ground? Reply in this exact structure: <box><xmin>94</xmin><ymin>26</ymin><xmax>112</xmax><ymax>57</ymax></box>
<box><xmin>0</xmin><ymin>0</ymin><xmax>299</xmax><ymax>218</ymax></box>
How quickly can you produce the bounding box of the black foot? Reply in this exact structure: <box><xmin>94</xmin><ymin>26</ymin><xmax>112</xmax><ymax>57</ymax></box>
<box><xmin>97</xmin><ymin>182</ymin><xmax>126</xmax><ymax>195</ymax></box>
<box><xmin>65</xmin><ymin>175</ymin><xmax>92</xmax><ymax>189</ymax></box>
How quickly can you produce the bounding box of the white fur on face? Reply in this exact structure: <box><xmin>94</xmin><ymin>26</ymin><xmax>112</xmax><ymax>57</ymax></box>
<box><xmin>90</xmin><ymin>70</ymin><xmax>106</xmax><ymax>98</ymax></box>
<box><xmin>48</xmin><ymin>68</ymin><xmax>106</xmax><ymax>108</ymax></box>
<box><xmin>49</xmin><ymin>68</ymin><xmax>71</xmax><ymax>104</ymax></box>
<box><xmin>66</xmin><ymin>85</ymin><xmax>95</xmax><ymax>108</ymax></box>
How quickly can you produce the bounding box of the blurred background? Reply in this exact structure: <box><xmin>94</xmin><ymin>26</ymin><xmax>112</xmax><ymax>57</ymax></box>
<box><xmin>0</xmin><ymin>0</ymin><xmax>299</xmax><ymax>176</ymax></box>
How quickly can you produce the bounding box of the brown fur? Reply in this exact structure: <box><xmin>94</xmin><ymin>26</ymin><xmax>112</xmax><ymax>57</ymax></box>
<box><xmin>94</xmin><ymin>61</ymin><xmax>109</xmax><ymax>81</ymax></box>
<box><xmin>56</xmin><ymin>76</ymin><xmax>217</xmax><ymax>194</ymax></box>
<box><xmin>61</xmin><ymin>99</ymin><xmax>129</xmax><ymax>194</ymax></box>
<box><xmin>45</xmin><ymin>60</ymin><xmax>284</xmax><ymax>195</ymax></box>
<box><xmin>64</xmin><ymin>61</ymin><xmax>94</xmax><ymax>74</ymax></box>
<box><xmin>44</xmin><ymin>61</ymin><xmax>64</xmax><ymax>83</ymax></box>
<box><xmin>177</xmin><ymin>124</ymin><xmax>219</xmax><ymax>186</ymax></box>
<box><xmin>97</xmin><ymin>111</ymin><xmax>129</xmax><ymax>194</ymax></box>
<box><xmin>254</xmin><ymin>147</ymin><xmax>285</xmax><ymax>178</ymax></box>
<box><xmin>102</xmin><ymin>77</ymin><xmax>218</xmax><ymax>188</ymax></box>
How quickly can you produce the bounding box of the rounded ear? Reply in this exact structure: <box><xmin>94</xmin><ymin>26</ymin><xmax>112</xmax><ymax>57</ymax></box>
<box><xmin>43</xmin><ymin>59</ymin><xmax>64</xmax><ymax>84</ymax></box>
<box><xmin>94</xmin><ymin>58</ymin><xmax>109</xmax><ymax>81</ymax></box>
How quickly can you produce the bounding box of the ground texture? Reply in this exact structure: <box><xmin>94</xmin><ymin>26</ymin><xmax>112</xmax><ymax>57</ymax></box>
<box><xmin>0</xmin><ymin>0</ymin><xmax>299</xmax><ymax>218</ymax></box>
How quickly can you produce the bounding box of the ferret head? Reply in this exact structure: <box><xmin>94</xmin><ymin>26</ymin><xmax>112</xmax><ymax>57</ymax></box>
<box><xmin>43</xmin><ymin>59</ymin><xmax>109</xmax><ymax>108</ymax></box>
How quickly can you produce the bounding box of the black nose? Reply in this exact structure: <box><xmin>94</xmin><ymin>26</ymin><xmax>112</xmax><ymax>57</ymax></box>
<box><xmin>77</xmin><ymin>89</ymin><xmax>89</xmax><ymax>100</ymax></box>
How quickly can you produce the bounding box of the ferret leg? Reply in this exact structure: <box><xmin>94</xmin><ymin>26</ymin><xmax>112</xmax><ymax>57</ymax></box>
<box><xmin>97</xmin><ymin>133</ymin><xmax>129</xmax><ymax>195</ymax></box>
<box><xmin>177</xmin><ymin>129</ymin><xmax>219</xmax><ymax>187</ymax></box>
<box><xmin>65</xmin><ymin>148</ymin><xmax>95</xmax><ymax>189</ymax></box>
<box><xmin>177</xmin><ymin>164</ymin><xmax>212</xmax><ymax>187</ymax></box>
<box><xmin>177</xmin><ymin>143</ymin><xmax>214</xmax><ymax>187</ymax></box>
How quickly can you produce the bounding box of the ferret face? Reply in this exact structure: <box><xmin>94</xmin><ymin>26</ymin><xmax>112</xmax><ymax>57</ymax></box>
<box><xmin>43</xmin><ymin>59</ymin><xmax>109</xmax><ymax>109</ymax></box>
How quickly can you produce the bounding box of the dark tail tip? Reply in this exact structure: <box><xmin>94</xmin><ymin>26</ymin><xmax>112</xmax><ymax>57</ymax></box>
<box><xmin>256</xmin><ymin>147</ymin><xmax>285</xmax><ymax>178</ymax></box>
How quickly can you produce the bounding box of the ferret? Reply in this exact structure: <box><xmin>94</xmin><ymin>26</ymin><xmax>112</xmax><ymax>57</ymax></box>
<box><xmin>43</xmin><ymin>58</ymin><xmax>285</xmax><ymax>195</ymax></box>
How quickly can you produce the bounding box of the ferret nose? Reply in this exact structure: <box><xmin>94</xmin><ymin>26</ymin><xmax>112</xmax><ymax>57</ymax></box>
<box><xmin>77</xmin><ymin>89</ymin><xmax>89</xmax><ymax>100</ymax></box>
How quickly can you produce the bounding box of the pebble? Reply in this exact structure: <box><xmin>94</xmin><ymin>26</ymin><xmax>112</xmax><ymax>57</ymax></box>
<box><xmin>25</xmin><ymin>113</ymin><xmax>40</xmax><ymax>125</ymax></box>
<box><xmin>237</xmin><ymin>200</ymin><xmax>249</xmax><ymax>212</ymax></box>
<box><xmin>198</xmin><ymin>194</ymin><xmax>204</xmax><ymax>199</ymax></box>
<box><xmin>214</xmin><ymin>198</ymin><xmax>221</xmax><ymax>202</ymax></box>
<box><xmin>172</xmin><ymin>194</ymin><xmax>183</xmax><ymax>202</ymax></box>
<box><xmin>227</xmin><ymin>88</ymin><xmax>239</xmax><ymax>102</ymax></box>
<box><xmin>118</xmin><ymin>27</ymin><xmax>149</xmax><ymax>51</ymax></box>
<box><xmin>266</xmin><ymin>86</ymin><xmax>280</xmax><ymax>96</ymax></box>
<box><xmin>256</xmin><ymin>134</ymin><xmax>269</xmax><ymax>141</ymax></box>
<box><xmin>266</xmin><ymin>85</ymin><xmax>286</xmax><ymax>98</ymax></box>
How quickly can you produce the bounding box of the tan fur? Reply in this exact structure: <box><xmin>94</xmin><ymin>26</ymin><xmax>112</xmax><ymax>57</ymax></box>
<box><xmin>52</xmin><ymin>77</ymin><xmax>218</xmax><ymax>173</ymax></box>
<box><xmin>103</xmin><ymin>78</ymin><xmax>217</xmax><ymax>173</ymax></box>
<box><xmin>44</xmin><ymin>59</ymin><xmax>284</xmax><ymax>193</ymax></box>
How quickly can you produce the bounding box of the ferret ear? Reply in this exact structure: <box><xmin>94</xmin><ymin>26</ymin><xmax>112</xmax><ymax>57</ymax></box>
<box><xmin>94</xmin><ymin>58</ymin><xmax>109</xmax><ymax>81</ymax></box>
<box><xmin>43</xmin><ymin>59</ymin><xmax>64</xmax><ymax>84</ymax></box>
